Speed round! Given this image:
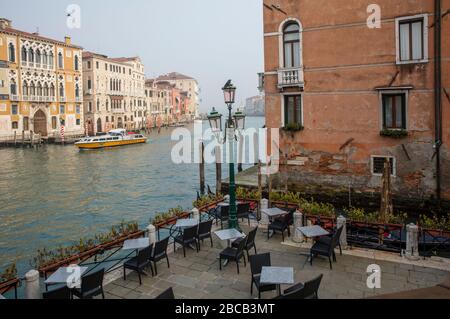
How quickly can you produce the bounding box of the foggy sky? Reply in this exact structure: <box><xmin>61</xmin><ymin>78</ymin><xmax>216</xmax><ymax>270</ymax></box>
<box><xmin>0</xmin><ymin>0</ymin><xmax>264</xmax><ymax>114</ymax></box>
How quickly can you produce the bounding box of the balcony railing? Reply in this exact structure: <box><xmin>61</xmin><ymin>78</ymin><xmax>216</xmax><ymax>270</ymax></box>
<box><xmin>28</xmin><ymin>62</ymin><xmax>34</xmax><ymax>68</ymax></box>
<box><xmin>75</xmin><ymin>97</ymin><xmax>82</xmax><ymax>102</ymax></box>
<box><xmin>21</xmin><ymin>61</ymin><xmax>27</xmax><ymax>67</ymax></box>
<box><xmin>277</xmin><ymin>67</ymin><xmax>304</xmax><ymax>89</ymax></box>
<box><xmin>60</xmin><ymin>97</ymin><xmax>66</xmax><ymax>102</ymax></box>
<box><xmin>10</xmin><ymin>95</ymin><xmax>19</xmax><ymax>101</ymax></box>
<box><xmin>23</xmin><ymin>95</ymin><xmax>29</xmax><ymax>101</ymax></box>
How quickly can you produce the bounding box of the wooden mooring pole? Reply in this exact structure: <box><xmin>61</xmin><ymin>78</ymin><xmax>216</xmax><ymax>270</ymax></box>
<box><xmin>215</xmin><ymin>146</ymin><xmax>222</xmax><ymax>195</ymax></box>
<box><xmin>199</xmin><ymin>142</ymin><xmax>205</xmax><ymax>195</ymax></box>
<box><xmin>257</xmin><ymin>160</ymin><xmax>262</xmax><ymax>220</ymax></box>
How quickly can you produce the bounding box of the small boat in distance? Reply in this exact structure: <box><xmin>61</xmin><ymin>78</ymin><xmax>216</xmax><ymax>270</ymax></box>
<box><xmin>75</xmin><ymin>129</ymin><xmax>147</xmax><ymax>150</ymax></box>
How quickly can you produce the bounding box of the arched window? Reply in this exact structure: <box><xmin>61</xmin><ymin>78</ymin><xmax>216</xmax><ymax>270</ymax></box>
<box><xmin>43</xmin><ymin>83</ymin><xmax>49</xmax><ymax>96</ymax></box>
<box><xmin>50</xmin><ymin>83</ymin><xmax>55</xmax><ymax>97</ymax></box>
<box><xmin>49</xmin><ymin>52</ymin><xmax>54</xmax><ymax>67</ymax></box>
<box><xmin>74</xmin><ymin>55</ymin><xmax>79</xmax><ymax>71</ymax></box>
<box><xmin>59</xmin><ymin>83</ymin><xmax>64</xmax><ymax>97</ymax></box>
<box><xmin>28</xmin><ymin>48</ymin><xmax>34</xmax><ymax>63</ymax></box>
<box><xmin>22</xmin><ymin>81</ymin><xmax>29</xmax><ymax>96</ymax></box>
<box><xmin>37</xmin><ymin>83</ymin><xmax>42</xmax><ymax>96</ymax></box>
<box><xmin>58</xmin><ymin>52</ymin><xmax>63</xmax><ymax>69</ymax></box>
<box><xmin>283</xmin><ymin>22</ymin><xmax>300</xmax><ymax>68</ymax></box>
<box><xmin>75</xmin><ymin>84</ymin><xmax>80</xmax><ymax>97</ymax></box>
<box><xmin>43</xmin><ymin>52</ymin><xmax>48</xmax><ymax>66</ymax></box>
<box><xmin>21</xmin><ymin>47</ymin><xmax>27</xmax><ymax>62</ymax></box>
<box><xmin>30</xmin><ymin>81</ymin><xmax>35</xmax><ymax>96</ymax></box>
<box><xmin>8</xmin><ymin>43</ymin><xmax>15</xmax><ymax>62</ymax></box>
<box><xmin>10</xmin><ymin>80</ymin><xmax>17</xmax><ymax>95</ymax></box>
<box><xmin>36</xmin><ymin>49</ymin><xmax>41</xmax><ymax>65</ymax></box>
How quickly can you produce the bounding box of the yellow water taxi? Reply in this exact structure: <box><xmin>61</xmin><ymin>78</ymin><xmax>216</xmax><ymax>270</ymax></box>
<box><xmin>75</xmin><ymin>129</ymin><xmax>147</xmax><ymax>150</ymax></box>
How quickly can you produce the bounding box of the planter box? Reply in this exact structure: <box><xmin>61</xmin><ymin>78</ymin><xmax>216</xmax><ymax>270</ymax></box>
<box><xmin>153</xmin><ymin>212</ymin><xmax>191</xmax><ymax>230</ymax></box>
<box><xmin>0</xmin><ymin>278</ymin><xmax>20</xmax><ymax>296</ymax></box>
<box><xmin>196</xmin><ymin>200</ymin><xmax>224</xmax><ymax>212</ymax></box>
<box><xmin>38</xmin><ymin>230</ymin><xmax>145</xmax><ymax>275</ymax></box>
<box><xmin>271</xmin><ymin>201</ymin><xmax>299</xmax><ymax>209</ymax></box>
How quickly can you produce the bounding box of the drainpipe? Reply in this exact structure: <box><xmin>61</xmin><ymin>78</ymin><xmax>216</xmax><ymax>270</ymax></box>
<box><xmin>434</xmin><ymin>0</ymin><xmax>442</xmax><ymax>207</ymax></box>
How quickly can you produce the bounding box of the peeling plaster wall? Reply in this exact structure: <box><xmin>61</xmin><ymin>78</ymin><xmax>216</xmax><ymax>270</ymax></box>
<box><xmin>263</xmin><ymin>0</ymin><xmax>450</xmax><ymax>203</ymax></box>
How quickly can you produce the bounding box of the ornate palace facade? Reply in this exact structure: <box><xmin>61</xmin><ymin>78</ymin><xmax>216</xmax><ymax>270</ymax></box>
<box><xmin>0</xmin><ymin>18</ymin><xmax>84</xmax><ymax>137</ymax></box>
<box><xmin>82</xmin><ymin>52</ymin><xmax>146</xmax><ymax>135</ymax></box>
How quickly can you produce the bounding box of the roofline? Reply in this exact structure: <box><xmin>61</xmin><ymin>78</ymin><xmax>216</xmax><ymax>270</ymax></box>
<box><xmin>1</xmin><ymin>28</ymin><xmax>83</xmax><ymax>49</ymax></box>
<box><xmin>82</xmin><ymin>51</ymin><xmax>133</xmax><ymax>66</ymax></box>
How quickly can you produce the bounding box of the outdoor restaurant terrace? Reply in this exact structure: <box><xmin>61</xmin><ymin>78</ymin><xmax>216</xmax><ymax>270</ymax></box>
<box><xmin>1</xmin><ymin>193</ymin><xmax>449</xmax><ymax>300</ymax></box>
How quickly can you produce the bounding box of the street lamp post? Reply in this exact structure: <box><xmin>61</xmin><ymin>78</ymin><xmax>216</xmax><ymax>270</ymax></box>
<box><xmin>208</xmin><ymin>80</ymin><xmax>245</xmax><ymax>230</ymax></box>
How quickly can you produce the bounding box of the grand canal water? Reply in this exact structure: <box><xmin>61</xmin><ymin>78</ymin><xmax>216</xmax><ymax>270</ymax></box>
<box><xmin>0</xmin><ymin>117</ymin><xmax>265</xmax><ymax>276</ymax></box>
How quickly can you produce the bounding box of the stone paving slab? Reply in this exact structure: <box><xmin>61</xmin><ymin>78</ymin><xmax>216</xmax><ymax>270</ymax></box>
<box><xmin>105</xmin><ymin>223</ymin><xmax>449</xmax><ymax>299</ymax></box>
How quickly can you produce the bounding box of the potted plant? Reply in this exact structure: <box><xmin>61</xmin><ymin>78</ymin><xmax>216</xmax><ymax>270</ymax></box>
<box><xmin>0</xmin><ymin>264</ymin><xmax>19</xmax><ymax>295</ymax></box>
<box><xmin>380</xmin><ymin>129</ymin><xmax>408</xmax><ymax>138</ymax></box>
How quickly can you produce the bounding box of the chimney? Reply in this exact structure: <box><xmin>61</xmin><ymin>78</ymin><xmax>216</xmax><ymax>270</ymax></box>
<box><xmin>64</xmin><ymin>36</ymin><xmax>71</xmax><ymax>45</ymax></box>
<box><xmin>0</xmin><ymin>18</ymin><xmax>11</xmax><ymax>30</ymax></box>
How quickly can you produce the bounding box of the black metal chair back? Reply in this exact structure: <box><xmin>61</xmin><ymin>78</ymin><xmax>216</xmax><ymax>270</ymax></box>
<box><xmin>81</xmin><ymin>268</ymin><xmax>105</xmax><ymax>293</ymax></box>
<box><xmin>154</xmin><ymin>238</ymin><xmax>168</xmax><ymax>257</ymax></box>
<box><xmin>183</xmin><ymin>225</ymin><xmax>198</xmax><ymax>241</ymax></box>
<box><xmin>238</xmin><ymin>202</ymin><xmax>250</xmax><ymax>214</ymax></box>
<box><xmin>156</xmin><ymin>287</ymin><xmax>175</xmax><ymax>299</ymax></box>
<box><xmin>220</xmin><ymin>205</ymin><xmax>229</xmax><ymax>218</ymax></box>
<box><xmin>198</xmin><ymin>219</ymin><xmax>213</xmax><ymax>236</ymax></box>
<box><xmin>246</xmin><ymin>227</ymin><xmax>258</xmax><ymax>247</ymax></box>
<box><xmin>249</xmin><ymin>253</ymin><xmax>271</xmax><ymax>276</ymax></box>
<box><xmin>137</xmin><ymin>245</ymin><xmax>153</xmax><ymax>264</ymax></box>
<box><xmin>42</xmin><ymin>286</ymin><xmax>71</xmax><ymax>299</ymax></box>
<box><xmin>235</xmin><ymin>235</ymin><xmax>247</xmax><ymax>256</ymax></box>
<box><xmin>329</xmin><ymin>226</ymin><xmax>343</xmax><ymax>254</ymax></box>
<box><xmin>299</xmin><ymin>274</ymin><xmax>323</xmax><ymax>299</ymax></box>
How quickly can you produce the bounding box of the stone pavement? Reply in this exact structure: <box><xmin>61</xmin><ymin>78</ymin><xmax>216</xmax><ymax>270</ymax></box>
<box><xmin>104</xmin><ymin>223</ymin><xmax>450</xmax><ymax>299</ymax></box>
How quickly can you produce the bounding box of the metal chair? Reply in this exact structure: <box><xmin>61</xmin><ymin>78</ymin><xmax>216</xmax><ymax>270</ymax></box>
<box><xmin>155</xmin><ymin>287</ymin><xmax>175</xmax><ymax>299</ymax></box>
<box><xmin>232</xmin><ymin>226</ymin><xmax>258</xmax><ymax>259</ymax></box>
<box><xmin>280</xmin><ymin>274</ymin><xmax>323</xmax><ymax>299</ymax></box>
<box><xmin>123</xmin><ymin>245</ymin><xmax>154</xmax><ymax>285</ymax></box>
<box><xmin>217</xmin><ymin>206</ymin><xmax>230</xmax><ymax>229</ymax></box>
<box><xmin>237</xmin><ymin>202</ymin><xmax>251</xmax><ymax>226</ymax></box>
<box><xmin>174</xmin><ymin>225</ymin><xmax>199</xmax><ymax>257</ymax></box>
<box><xmin>196</xmin><ymin>219</ymin><xmax>214</xmax><ymax>249</ymax></box>
<box><xmin>42</xmin><ymin>286</ymin><xmax>71</xmax><ymax>299</ymax></box>
<box><xmin>268</xmin><ymin>211</ymin><xmax>291</xmax><ymax>242</ymax></box>
<box><xmin>149</xmin><ymin>237</ymin><xmax>170</xmax><ymax>276</ymax></box>
<box><xmin>249</xmin><ymin>253</ymin><xmax>277</xmax><ymax>299</ymax></box>
<box><xmin>310</xmin><ymin>226</ymin><xmax>344</xmax><ymax>269</ymax></box>
<box><xmin>219</xmin><ymin>236</ymin><xmax>247</xmax><ymax>274</ymax></box>
<box><xmin>72</xmin><ymin>268</ymin><xmax>105</xmax><ymax>299</ymax></box>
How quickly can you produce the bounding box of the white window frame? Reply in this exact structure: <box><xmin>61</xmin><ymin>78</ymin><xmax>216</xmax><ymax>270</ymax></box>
<box><xmin>278</xmin><ymin>18</ymin><xmax>303</xmax><ymax>69</ymax></box>
<box><xmin>57</xmin><ymin>49</ymin><xmax>64</xmax><ymax>69</ymax></box>
<box><xmin>395</xmin><ymin>14</ymin><xmax>429</xmax><ymax>65</ymax></box>
<box><xmin>371</xmin><ymin>155</ymin><xmax>396</xmax><ymax>177</ymax></box>
<box><xmin>378</xmin><ymin>89</ymin><xmax>409</xmax><ymax>131</ymax></box>
<box><xmin>280</xmin><ymin>92</ymin><xmax>303</xmax><ymax>128</ymax></box>
<box><xmin>7</xmin><ymin>39</ymin><xmax>15</xmax><ymax>62</ymax></box>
